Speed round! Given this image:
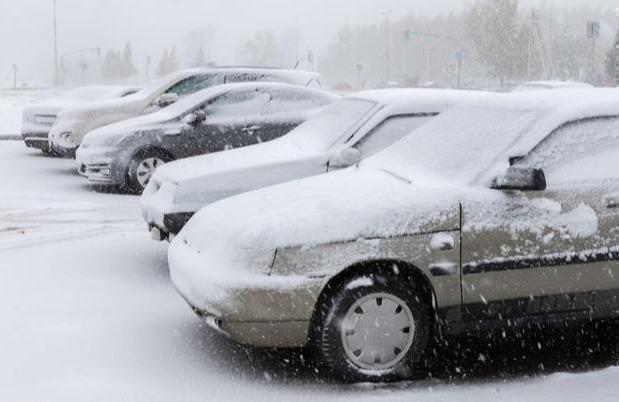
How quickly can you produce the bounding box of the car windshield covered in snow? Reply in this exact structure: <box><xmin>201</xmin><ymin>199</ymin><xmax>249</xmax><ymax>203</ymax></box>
<box><xmin>365</xmin><ymin>105</ymin><xmax>546</xmax><ymax>186</ymax></box>
<box><xmin>285</xmin><ymin>98</ymin><xmax>376</xmax><ymax>151</ymax></box>
<box><xmin>129</xmin><ymin>73</ymin><xmax>220</xmax><ymax>101</ymax></box>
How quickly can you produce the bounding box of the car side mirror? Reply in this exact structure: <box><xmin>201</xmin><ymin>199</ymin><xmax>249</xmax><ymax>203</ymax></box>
<box><xmin>329</xmin><ymin>147</ymin><xmax>361</xmax><ymax>169</ymax></box>
<box><xmin>154</xmin><ymin>93</ymin><xmax>179</xmax><ymax>108</ymax></box>
<box><xmin>491</xmin><ymin>166</ymin><xmax>547</xmax><ymax>191</ymax></box>
<box><xmin>183</xmin><ymin>110</ymin><xmax>207</xmax><ymax>125</ymax></box>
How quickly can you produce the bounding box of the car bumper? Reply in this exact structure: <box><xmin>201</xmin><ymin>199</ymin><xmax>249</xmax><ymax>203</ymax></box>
<box><xmin>148</xmin><ymin>212</ymin><xmax>194</xmax><ymax>241</ymax></box>
<box><xmin>76</xmin><ymin>146</ymin><xmax>128</xmax><ymax>186</ymax></box>
<box><xmin>141</xmin><ymin>180</ymin><xmax>196</xmax><ymax>240</ymax></box>
<box><xmin>22</xmin><ymin>132</ymin><xmax>51</xmax><ymax>151</ymax></box>
<box><xmin>168</xmin><ymin>238</ymin><xmax>324</xmax><ymax>348</ymax></box>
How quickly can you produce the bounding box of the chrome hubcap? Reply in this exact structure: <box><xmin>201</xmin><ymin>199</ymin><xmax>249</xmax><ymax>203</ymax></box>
<box><xmin>135</xmin><ymin>157</ymin><xmax>164</xmax><ymax>188</ymax></box>
<box><xmin>341</xmin><ymin>292</ymin><xmax>415</xmax><ymax>371</ymax></box>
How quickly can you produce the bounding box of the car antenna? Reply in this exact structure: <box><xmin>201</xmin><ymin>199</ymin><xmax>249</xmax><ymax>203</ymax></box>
<box><xmin>293</xmin><ymin>60</ymin><xmax>300</xmax><ymax>70</ymax></box>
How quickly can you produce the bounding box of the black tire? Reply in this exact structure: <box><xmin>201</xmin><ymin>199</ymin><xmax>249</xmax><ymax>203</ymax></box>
<box><xmin>125</xmin><ymin>149</ymin><xmax>172</xmax><ymax>194</ymax></box>
<box><xmin>313</xmin><ymin>272</ymin><xmax>432</xmax><ymax>382</ymax></box>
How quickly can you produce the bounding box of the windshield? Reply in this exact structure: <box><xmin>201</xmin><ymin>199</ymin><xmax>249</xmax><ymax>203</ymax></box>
<box><xmin>365</xmin><ymin>106</ymin><xmax>545</xmax><ymax>186</ymax></box>
<box><xmin>126</xmin><ymin>78</ymin><xmax>167</xmax><ymax>100</ymax></box>
<box><xmin>284</xmin><ymin>98</ymin><xmax>377</xmax><ymax>151</ymax></box>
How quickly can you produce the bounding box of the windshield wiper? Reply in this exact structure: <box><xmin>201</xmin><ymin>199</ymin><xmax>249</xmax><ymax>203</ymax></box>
<box><xmin>379</xmin><ymin>169</ymin><xmax>412</xmax><ymax>185</ymax></box>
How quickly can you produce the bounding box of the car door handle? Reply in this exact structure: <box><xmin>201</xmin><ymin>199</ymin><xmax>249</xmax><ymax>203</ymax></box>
<box><xmin>604</xmin><ymin>194</ymin><xmax>619</xmax><ymax>209</ymax></box>
<box><xmin>430</xmin><ymin>233</ymin><xmax>455</xmax><ymax>251</ymax></box>
<box><xmin>242</xmin><ymin>125</ymin><xmax>261</xmax><ymax>132</ymax></box>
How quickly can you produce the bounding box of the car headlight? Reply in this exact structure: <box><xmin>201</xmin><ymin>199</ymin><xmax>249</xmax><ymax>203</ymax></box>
<box><xmin>73</xmin><ymin>111</ymin><xmax>98</xmax><ymax>120</ymax></box>
<box><xmin>58</xmin><ymin>132</ymin><xmax>75</xmax><ymax>147</ymax></box>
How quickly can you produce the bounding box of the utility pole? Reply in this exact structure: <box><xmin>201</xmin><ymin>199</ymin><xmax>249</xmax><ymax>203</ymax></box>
<box><xmin>12</xmin><ymin>65</ymin><xmax>18</xmax><ymax>89</ymax></box>
<box><xmin>383</xmin><ymin>10</ymin><xmax>392</xmax><ymax>83</ymax></box>
<box><xmin>587</xmin><ymin>21</ymin><xmax>600</xmax><ymax>83</ymax></box>
<box><xmin>615</xmin><ymin>9</ymin><xmax>619</xmax><ymax>86</ymax></box>
<box><xmin>53</xmin><ymin>0</ymin><xmax>59</xmax><ymax>85</ymax></box>
<box><xmin>145</xmin><ymin>56</ymin><xmax>151</xmax><ymax>82</ymax></box>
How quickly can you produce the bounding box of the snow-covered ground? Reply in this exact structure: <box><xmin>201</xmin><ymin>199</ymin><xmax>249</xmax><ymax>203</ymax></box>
<box><xmin>1</xmin><ymin>98</ymin><xmax>619</xmax><ymax>400</ymax></box>
<box><xmin>0</xmin><ymin>89</ymin><xmax>58</xmax><ymax>136</ymax></box>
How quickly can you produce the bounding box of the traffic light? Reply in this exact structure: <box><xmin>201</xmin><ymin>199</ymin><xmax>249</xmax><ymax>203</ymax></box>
<box><xmin>404</xmin><ymin>29</ymin><xmax>416</xmax><ymax>40</ymax></box>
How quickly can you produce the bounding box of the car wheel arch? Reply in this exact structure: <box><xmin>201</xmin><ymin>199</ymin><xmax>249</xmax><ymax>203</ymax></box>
<box><xmin>124</xmin><ymin>146</ymin><xmax>176</xmax><ymax>191</ymax></box>
<box><xmin>308</xmin><ymin>259</ymin><xmax>437</xmax><ymax>345</ymax></box>
<box><xmin>130</xmin><ymin>146</ymin><xmax>175</xmax><ymax>163</ymax></box>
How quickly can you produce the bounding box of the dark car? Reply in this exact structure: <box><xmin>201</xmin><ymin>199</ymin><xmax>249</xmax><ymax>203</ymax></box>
<box><xmin>76</xmin><ymin>82</ymin><xmax>337</xmax><ymax>193</ymax></box>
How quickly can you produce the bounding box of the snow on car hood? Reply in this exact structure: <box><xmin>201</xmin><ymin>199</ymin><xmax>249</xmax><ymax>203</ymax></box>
<box><xmin>153</xmin><ymin>137</ymin><xmax>311</xmax><ymax>185</ymax></box>
<box><xmin>173</xmin><ymin>166</ymin><xmax>475</xmax><ymax>273</ymax></box>
<box><xmin>59</xmin><ymin>95</ymin><xmax>145</xmax><ymax>120</ymax></box>
<box><xmin>81</xmin><ymin>109</ymin><xmax>176</xmax><ymax>146</ymax></box>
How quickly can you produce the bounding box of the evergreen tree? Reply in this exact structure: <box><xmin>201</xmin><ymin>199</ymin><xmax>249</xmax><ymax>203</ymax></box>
<box><xmin>157</xmin><ymin>49</ymin><xmax>170</xmax><ymax>77</ymax></box>
<box><xmin>122</xmin><ymin>42</ymin><xmax>137</xmax><ymax>78</ymax></box>
<box><xmin>465</xmin><ymin>0</ymin><xmax>525</xmax><ymax>87</ymax></box>
<box><xmin>194</xmin><ymin>45</ymin><xmax>206</xmax><ymax>67</ymax></box>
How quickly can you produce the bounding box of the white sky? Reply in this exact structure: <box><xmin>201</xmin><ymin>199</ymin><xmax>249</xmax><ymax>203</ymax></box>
<box><xmin>0</xmin><ymin>0</ymin><xmax>616</xmax><ymax>83</ymax></box>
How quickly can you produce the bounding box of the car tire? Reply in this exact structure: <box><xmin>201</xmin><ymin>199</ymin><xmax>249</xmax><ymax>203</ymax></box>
<box><xmin>125</xmin><ymin>149</ymin><xmax>172</xmax><ymax>194</ymax></box>
<box><xmin>314</xmin><ymin>273</ymin><xmax>431</xmax><ymax>382</ymax></box>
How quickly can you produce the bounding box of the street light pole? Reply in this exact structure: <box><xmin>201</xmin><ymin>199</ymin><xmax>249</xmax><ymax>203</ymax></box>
<box><xmin>53</xmin><ymin>0</ymin><xmax>59</xmax><ymax>84</ymax></box>
<box><xmin>616</xmin><ymin>8</ymin><xmax>619</xmax><ymax>87</ymax></box>
<box><xmin>383</xmin><ymin>10</ymin><xmax>392</xmax><ymax>83</ymax></box>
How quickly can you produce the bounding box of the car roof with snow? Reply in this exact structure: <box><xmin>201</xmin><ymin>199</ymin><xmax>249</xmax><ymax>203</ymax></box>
<box><xmin>157</xmin><ymin>67</ymin><xmax>321</xmax><ymax>86</ymax></box>
<box><xmin>349</xmin><ymin>88</ymin><xmax>494</xmax><ymax>114</ymax></box>
<box><xmin>513</xmin><ymin>81</ymin><xmax>593</xmax><ymax>91</ymax></box>
<box><xmin>365</xmin><ymin>87</ymin><xmax>619</xmax><ymax>186</ymax></box>
<box><xmin>162</xmin><ymin>81</ymin><xmax>337</xmax><ymax>116</ymax></box>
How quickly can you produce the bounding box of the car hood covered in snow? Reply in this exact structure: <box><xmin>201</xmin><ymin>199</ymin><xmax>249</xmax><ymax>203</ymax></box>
<box><xmin>172</xmin><ymin>166</ymin><xmax>478</xmax><ymax>273</ymax></box>
<box><xmin>155</xmin><ymin>137</ymin><xmax>310</xmax><ymax>183</ymax></box>
<box><xmin>81</xmin><ymin>109</ymin><xmax>177</xmax><ymax>146</ymax></box>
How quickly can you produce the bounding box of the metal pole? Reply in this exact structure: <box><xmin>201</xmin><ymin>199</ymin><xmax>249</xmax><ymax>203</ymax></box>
<box><xmin>383</xmin><ymin>10</ymin><xmax>392</xmax><ymax>83</ymax></box>
<box><xmin>591</xmin><ymin>36</ymin><xmax>596</xmax><ymax>83</ymax></box>
<box><xmin>616</xmin><ymin>9</ymin><xmax>619</xmax><ymax>87</ymax></box>
<box><xmin>12</xmin><ymin>65</ymin><xmax>17</xmax><ymax>89</ymax></box>
<box><xmin>527</xmin><ymin>9</ymin><xmax>533</xmax><ymax>80</ymax></box>
<box><xmin>53</xmin><ymin>0</ymin><xmax>59</xmax><ymax>84</ymax></box>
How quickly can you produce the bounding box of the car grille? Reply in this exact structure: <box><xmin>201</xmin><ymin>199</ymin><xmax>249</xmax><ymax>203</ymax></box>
<box><xmin>33</xmin><ymin>114</ymin><xmax>58</xmax><ymax>126</ymax></box>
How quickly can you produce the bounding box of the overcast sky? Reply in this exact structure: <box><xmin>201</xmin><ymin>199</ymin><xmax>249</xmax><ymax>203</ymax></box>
<box><xmin>1</xmin><ymin>0</ymin><xmax>616</xmax><ymax>83</ymax></box>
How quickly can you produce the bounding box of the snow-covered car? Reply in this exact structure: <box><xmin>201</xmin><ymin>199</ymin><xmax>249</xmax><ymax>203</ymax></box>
<box><xmin>141</xmin><ymin>89</ymin><xmax>493</xmax><ymax>240</ymax></box>
<box><xmin>512</xmin><ymin>80</ymin><xmax>593</xmax><ymax>92</ymax></box>
<box><xmin>169</xmin><ymin>88</ymin><xmax>619</xmax><ymax>381</ymax></box>
<box><xmin>49</xmin><ymin>67</ymin><xmax>322</xmax><ymax>157</ymax></box>
<box><xmin>76</xmin><ymin>83</ymin><xmax>336</xmax><ymax>193</ymax></box>
<box><xmin>21</xmin><ymin>85</ymin><xmax>139</xmax><ymax>154</ymax></box>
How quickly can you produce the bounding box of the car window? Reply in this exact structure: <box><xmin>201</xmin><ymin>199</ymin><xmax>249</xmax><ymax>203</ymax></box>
<box><xmin>520</xmin><ymin>116</ymin><xmax>619</xmax><ymax>185</ymax></box>
<box><xmin>285</xmin><ymin>98</ymin><xmax>377</xmax><ymax>152</ymax></box>
<box><xmin>265</xmin><ymin>89</ymin><xmax>331</xmax><ymax>114</ymax></box>
<box><xmin>165</xmin><ymin>74</ymin><xmax>221</xmax><ymax>97</ymax></box>
<box><xmin>224</xmin><ymin>72</ymin><xmax>285</xmax><ymax>84</ymax></box>
<box><xmin>353</xmin><ymin>114</ymin><xmax>436</xmax><ymax>158</ymax></box>
<box><xmin>204</xmin><ymin>90</ymin><xmax>270</xmax><ymax>117</ymax></box>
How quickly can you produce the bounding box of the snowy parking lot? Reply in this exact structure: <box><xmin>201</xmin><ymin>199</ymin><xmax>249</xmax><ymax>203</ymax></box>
<box><xmin>2</xmin><ymin>140</ymin><xmax>619</xmax><ymax>402</ymax></box>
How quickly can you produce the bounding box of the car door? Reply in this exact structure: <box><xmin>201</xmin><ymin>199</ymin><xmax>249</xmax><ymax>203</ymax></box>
<box><xmin>186</xmin><ymin>89</ymin><xmax>272</xmax><ymax>154</ymax></box>
<box><xmin>461</xmin><ymin>116</ymin><xmax>619</xmax><ymax>321</ymax></box>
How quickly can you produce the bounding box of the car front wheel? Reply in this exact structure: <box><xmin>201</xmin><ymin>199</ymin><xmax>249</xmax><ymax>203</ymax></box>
<box><xmin>126</xmin><ymin>150</ymin><xmax>172</xmax><ymax>194</ymax></box>
<box><xmin>314</xmin><ymin>273</ymin><xmax>431</xmax><ymax>382</ymax></box>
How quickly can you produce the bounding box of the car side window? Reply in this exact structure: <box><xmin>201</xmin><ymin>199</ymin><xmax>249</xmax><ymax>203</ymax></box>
<box><xmin>165</xmin><ymin>74</ymin><xmax>220</xmax><ymax>97</ymax></box>
<box><xmin>353</xmin><ymin>114</ymin><xmax>435</xmax><ymax>158</ymax></box>
<box><xmin>204</xmin><ymin>90</ymin><xmax>270</xmax><ymax>118</ymax></box>
<box><xmin>520</xmin><ymin>117</ymin><xmax>619</xmax><ymax>186</ymax></box>
<box><xmin>265</xmin><ymin>90</ymin><xmax>330</xmax><ymax>114</ymax></box>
